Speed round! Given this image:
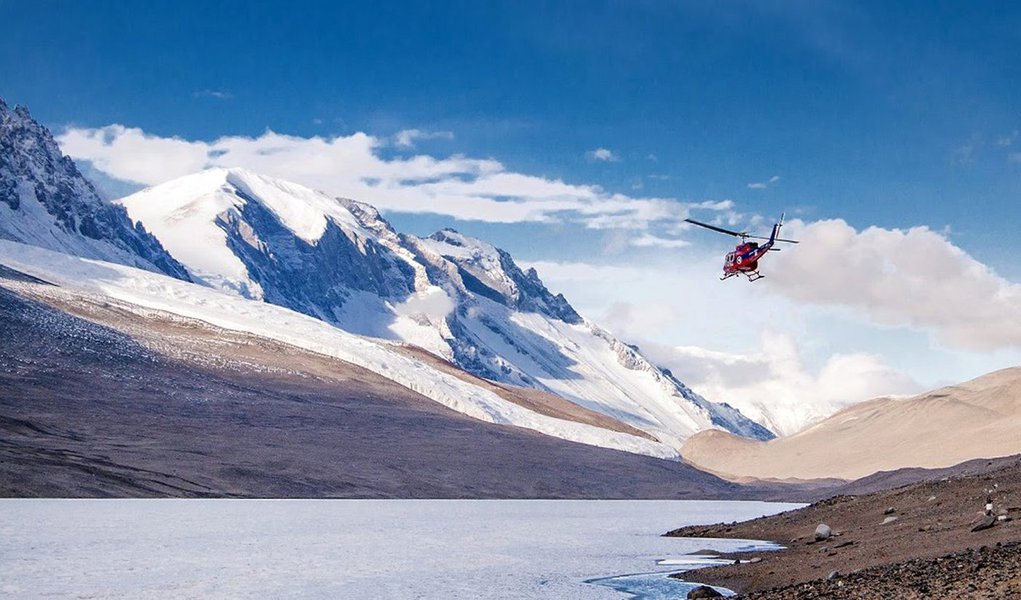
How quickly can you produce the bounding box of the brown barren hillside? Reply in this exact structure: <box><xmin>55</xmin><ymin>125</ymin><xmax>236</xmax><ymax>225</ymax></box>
<box><xmin>666</xmin><ymin>456</ymin><xmax>1021</xmax><ymax>598</ymax></box>
<box><xmin>682</xmin><ymin>368</ymin><xmax>1021</xmax><ymax>481</ymax></box>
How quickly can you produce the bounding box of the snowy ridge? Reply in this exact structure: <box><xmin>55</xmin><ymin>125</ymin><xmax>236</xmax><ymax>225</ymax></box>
<box><xmin>0</xmin><ymin>239</ymin><xmax>679</xmax><ymax>459</ymax></box>
<box><xmin>118</xmin><ymin>168</ymin><xmax>453</xmax><ymax>356</ymax></box>
<box><xmin>405</xmin><ymin>228</ymin><xmax>774</xmax><ymax>446</ymax></box>
<box><xmin>0</xmin><ymin>99</ymin><xmax>189</xmax><ymax>280</ymax></box>
<box><xmin>114</xmin><ymin>168</ymin><xmax>774</xmax><ymax>446</ymax></box>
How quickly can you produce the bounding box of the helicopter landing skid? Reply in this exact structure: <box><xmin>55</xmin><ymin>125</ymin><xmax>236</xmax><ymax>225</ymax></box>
<box><xmin>721</xmin><ymin>271</ymin><xmax>764</xmax><ymax>282</ymax></box>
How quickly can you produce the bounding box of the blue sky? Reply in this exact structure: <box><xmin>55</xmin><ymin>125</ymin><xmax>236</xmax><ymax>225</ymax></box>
<box><xmin>5</xmin><ymin>1</ymin><xmax>1020</xmax><ymax>244</ymax></box>
<box><xmin>5</xmin><ymin>1</ymin><xmax>1021</xmax><ymax>412</ymax></box>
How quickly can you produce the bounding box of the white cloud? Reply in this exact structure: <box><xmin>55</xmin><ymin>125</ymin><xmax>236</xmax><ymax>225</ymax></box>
<box><xmin>586</xmin><ymin>147</ymin><xmax>618</xmax><ymax>162</ymax></box>
<box><xmin>643</xmin><ymin>333</ymin><xmax>921</xmax><ymax>436</ymax></box>
<box><xmin>192</xmin><ymin>90</ymin><xmax>233</xmax><ymax>100</ymax></box>
<box><xmin>997</xmin><ymin>130</ymin><xmax>1018</xmax><ymax>147</ymax></box>
<box><xmin>747</xmin><ymin>175</ymin><xmax>780</xmax><ymax>189</ymax></box>
<box><xmin>393</xmin><ymin>128</ymin><xmax>454</xmax><ymax>148</ymax></box>
<box><xmin>525</xmin><ymin>261</ymin><xmax>641</xmax><ymax>284</ymax></box>
<box><xmin>527</xmin><ymin>257</ymin><xmax>922</xmax><ymax>436</ymax></box>
<box><xmin>59</xmin><ymin>125</ymin><xmax>211</xmax><ymax>186</ymax></box>
<box><xmin>952</xmin><ymin>144</ymin><xmax>976</xmax><ymax>165</ymax></box>
<box><xmin>1009</xmin><ymin>152</ymin><xmax>1021</xmax><ymax>164</ymax></box>
<box><xmin>630</xmin><ymin>233</ymin><xmax>689</xmax><ymax>249</ymax></box>
<box><xmin>525</xmin><ymin>231</ymin><xmax>1021</xmax><ymax>433</ymax></box>
<box><xmin>767</xmin><ymin>219</ymin><xmax>1021</xmax><ymax>351</ymax></box>
<box><xmin>57</xmin><ymin>125</ymin><xmax>716</xmax><ymax>231</ymax></box>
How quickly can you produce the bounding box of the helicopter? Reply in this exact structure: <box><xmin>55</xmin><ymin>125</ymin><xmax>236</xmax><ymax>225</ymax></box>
<box><xmin>684</xmin><ymin>213</ymin><xmax>798</xmax><ymax>281</ymax></box>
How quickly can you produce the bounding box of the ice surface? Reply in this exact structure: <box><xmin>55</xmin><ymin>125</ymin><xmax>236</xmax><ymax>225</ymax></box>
<box><xmin>0</xmin><ymin>499</ymin><xmax>800</xmax><ymax>599</ymax></box>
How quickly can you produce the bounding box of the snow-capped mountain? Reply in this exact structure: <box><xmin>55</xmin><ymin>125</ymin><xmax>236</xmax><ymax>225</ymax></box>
<box><xmin>0</xmin><ymin>238</ymin><xmax>677</xmax><ymax>460</ymax></box>
<box><xmin>0</xmin><ymin>99</ymin><xmax>189</xmax><ymax>280</ymax></box>
<box><xmin>117</xmin><ymin>168</ymin><xmax>774</xmax><ymax>446</ymax></box>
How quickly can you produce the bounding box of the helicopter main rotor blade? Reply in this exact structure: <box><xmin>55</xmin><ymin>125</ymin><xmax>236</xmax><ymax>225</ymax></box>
<box><xmin>745</xmin><ymin>234</ymin><xmax>800</xmax><ymax>244</ymax></box>
<box><xmin>683</xmin><ymin>218</ymin><xmax>746</xmax><ymax>238</ymax></box>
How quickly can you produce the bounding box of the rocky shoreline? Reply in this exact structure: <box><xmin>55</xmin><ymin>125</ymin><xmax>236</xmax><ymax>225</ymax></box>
<box><xmin>665</xmin><ymin>457</ymin><xmax>1021</xmax><ymax>598</ymax></box>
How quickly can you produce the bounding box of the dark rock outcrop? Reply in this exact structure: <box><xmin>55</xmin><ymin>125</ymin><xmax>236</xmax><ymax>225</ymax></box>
<box><xmin>0</xmin><ymin>98</ymin><xmax>190</xmax><ymax>280</ymax></box>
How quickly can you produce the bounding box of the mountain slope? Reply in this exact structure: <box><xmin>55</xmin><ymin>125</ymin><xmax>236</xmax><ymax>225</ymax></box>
<box><xmin>681</xmin><ymin>367</ymin><xmax>1021</xmax><ymax>481</ymax></box>
<box><xmin>0</xmin><ymin>239</ymin><xmax>677</xmax><ymax>459</ymax></box>
<box><xmin>0</xmin><ymin>265</ymin><xmax>770</xmax><ymax>499</ymax></box>
<box><xmin>116</xmin><ymin>168</ymin><xmax>773</xmax><ymax>447</ymax></box>
<box><xmin>0</xmin><ymin>99</ymin><xmax>189</xmax><ymax>279</ymax></box>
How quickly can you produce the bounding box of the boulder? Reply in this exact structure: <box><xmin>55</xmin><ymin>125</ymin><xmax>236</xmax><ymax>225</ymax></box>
<box><xmin>814</xmin><ymin>523</ymin><xmax>832</xmax><ymax>541</ymax></box>
<box><xmin>882</xmin><ymin>515</ymin><xmax>899</xmax><ymax>525</ymax></box>
<box><xmin>971</xmin><ymin>515</ymin><xmax>997</xmax><ymax>532</ymax></box>
<box><xmin>884</xmin><ymin>507</ymin><xmax>896</xmax><ymax>515</ymax></box>
<box><xmin>687</xmin><ymin>585</ymin><xmax>723</xmax><ymax>599</ymax></box>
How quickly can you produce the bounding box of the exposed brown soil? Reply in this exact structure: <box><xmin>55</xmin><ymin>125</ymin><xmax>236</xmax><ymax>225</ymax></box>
<box><xmin>666</xmin><ymin>456</ymin><xmax>1021</xmax><ymax>597</ymax></box>
<box><xmin>393</xmin><ymin>343</ymin><xmax>657</xmax><ymax>441</ymax></box>
<box><xmin>1</xmin><ymin>272</ymin><xmax>790</xmax><ymax>499</ymax></box>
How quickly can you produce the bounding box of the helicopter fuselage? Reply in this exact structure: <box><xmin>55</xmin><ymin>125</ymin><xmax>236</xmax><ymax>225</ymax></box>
<box><xmin>723</xmin><ymin>241</ymin><xmax>770</xmax><ymax>275</ymax></box>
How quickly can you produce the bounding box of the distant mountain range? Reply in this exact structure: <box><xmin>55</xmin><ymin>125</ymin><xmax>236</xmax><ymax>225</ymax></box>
<box><xmin>0</xmin><ymin>97</ymin><xmax>771</xmax><ymax>467</ymax></box>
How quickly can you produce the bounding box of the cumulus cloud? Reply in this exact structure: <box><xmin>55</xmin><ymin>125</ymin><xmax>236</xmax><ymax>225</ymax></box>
<box><xmin>586</xmin><ymin>147</ymin><xmax>618</xmax><ymax>162</ymax></box>
<box><xmin>393</xmin><ymin>128</ymin><xmax>454</xmax><ymax>148</ymax></box>
<box><xmin>59</xmin><ymin>125</ymin><xmax>211</xmax><ymax>185</ymax></box>
<box><xmin>643</xmin><ymin>333</ymin><xmax>921</xmax><ymax>436</ymax></box>
<box><xmin>527</xmin><ymin>256</ymin><xmax>924</xmax><ymax>435</ymax></box>
<box><xmin>767</xmin><ymin>219</ymin><xmax>1021</xmax><ymax>351</ymax></box>
<box><xmin>747</xmin><ymin>175</ymin><xmax>780</xmax><ymax>189</ymax></box>
<box><xmin>58</xmin><ymin>125</ymin><xmax>729</xmax><ymax>230</ymax></box>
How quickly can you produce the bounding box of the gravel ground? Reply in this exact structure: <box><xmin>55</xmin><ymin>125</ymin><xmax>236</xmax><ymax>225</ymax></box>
<box><xmin>738</xmin><ymin>542</ymin><xmax>1021</xmax><ymax>599</ymax></box>
<box><xmin>667</xmin><ymin>457</ymin><xmax>1021</xmax><ymax>597</ymax></box>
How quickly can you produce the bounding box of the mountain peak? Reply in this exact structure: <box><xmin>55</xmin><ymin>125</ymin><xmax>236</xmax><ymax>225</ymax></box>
<box><xmin>420</xmin><ymin>228</ymin><xmax>581</xmax><ymax>324</ymax></box>
<box><xmin>117</xmin><ymin>167</ymin><xmax>417</xmax><ymax>303</ymax></box>
<box><xmin>0</xmin><ymin>99</ymin><xmax>189</xmax><ymax>279</ymax></box>
<box><xmin>428</xmin><ymin>227</ymin><xmax>489</xmax><ymax>252</ymax></box>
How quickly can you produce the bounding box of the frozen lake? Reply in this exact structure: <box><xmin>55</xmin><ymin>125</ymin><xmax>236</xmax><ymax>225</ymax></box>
<box><xmin>0</xmin><ymin>499</ymin><xmax>800</xmax><ymax>599</ymax></box>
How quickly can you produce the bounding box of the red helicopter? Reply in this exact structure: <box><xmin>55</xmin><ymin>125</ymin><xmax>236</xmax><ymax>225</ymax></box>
<box><xmin>684</xmin><ymin>213</ymin><xmax>798</xmax><ymax>281</ymax></box>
